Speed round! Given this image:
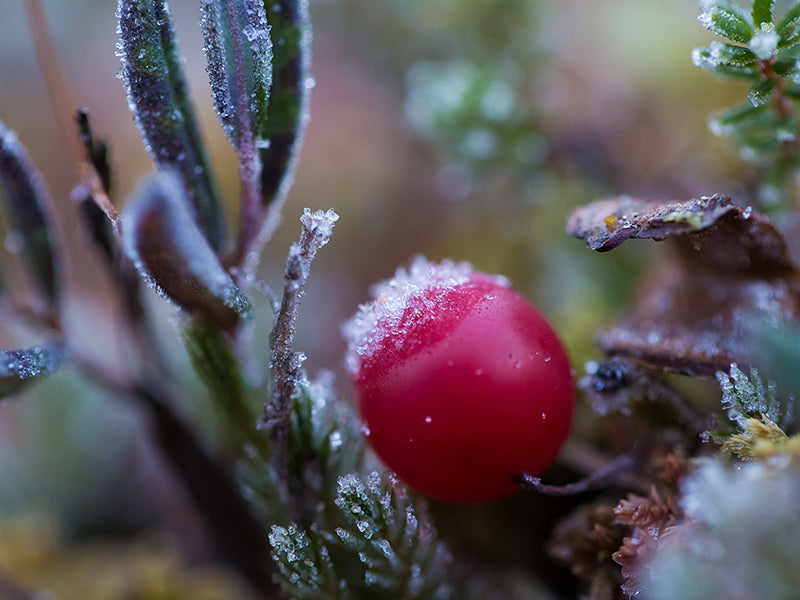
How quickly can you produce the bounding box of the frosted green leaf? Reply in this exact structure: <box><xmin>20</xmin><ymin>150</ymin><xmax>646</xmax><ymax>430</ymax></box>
<box><xmin>122</xmin><ymin>170</ymin><xmax>250</xmax><ymax>331</ymax></box>
<box><xmin>269</xmin><ymin>525</ymin><xmax>335</xmax><ymax>599</ymax></box>
<box><xmin>693</xmin><ymin>46</ymin><xmax>760</xmax><ymax>79</ymax></box>
<box><xmin>698</xmin><ymin>0</ymin><xmax>755</xmax><ymax>44</ymax></box>
<box><xmin>777</xmin><ymin>2</ymin><xmax>800</xmax><ymax>48</ymax></box>
<box><xmin>715</xmin><ymin>363</ymin><xmax>793</xmax><ymax>431</ymax></box>
<box><xmin>288</xmin><ymin>372</ymin><xmax>363</xmax><ymax>511</ymax></box>
<box><xmin>117</xmin><ymin>0</ymin><xmax>225</xmax><ymax>250</ymax></box>
<box><xmin>772</xmin><ymin>58</ymin><xmax>800</xmax><ymax>82</ymax></box>
<box><xmin>709</xmin><ymin>102</ymin><xmax>770</xmax><ymax>136</ymax></box>
<box><xmin>0</xmin><ymin>345</ymin><xmax>65</xmax><ymax>398</ymax></box>
<box><xmin>0</xmin><ymin>120</ymin><xmax>60</xmax><ymax>309</ymax></box>
<box><xmin>201</xmin><ymin>0</ymin><xmax>273</xmax><ymax>147</ymax></box>
<box><xmin>693</xmin><ymin>41</ymin><xmax>757</xmax><ymax>71</ymax></box>
<box><xmin>752</xmin><ymin>0</ymin><xmax>774</xmax><ymax>27</ymax></box>
<box><xmin>748</xmin><ymin>77</ymin><xmax>777</xmax><ymax>105</ymax></box>
<box><xmin>270</xmin><ymin>472</ymin><xmax>453</xmax><ymax>599</ymax></box>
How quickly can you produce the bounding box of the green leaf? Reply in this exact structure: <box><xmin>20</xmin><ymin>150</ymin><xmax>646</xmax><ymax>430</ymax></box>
<box><xmin>332</xmin><ymin>472</ymin><xmax>453</xmax><ymax>599</ymax></box>
<box><xmin>288</xmin><ymin>373</ymin><xmax>364</xmax><ymax>518</ymax></box>
<box><xmin>122</xmin><ymin>170</ymin><xmax>250</xmax><ymax>331</ymax></box>
<box><xmin>752</xmin><ymin>0</ymin><xmax>774</xmax><ymax>27</ymax></box>
<box><xmin>715</xmin><ymin>364</ymin><xmax>793</xmax><ymax>432</ymax></box>
<box><xmin>0</xmin><ymin>344</ymin><xmax>65</xmax><ymax>398</ymax></box>
<box><xmin>0</xmin><ymin>121</ymin><xmax>60</xmax><ymax>309</ymax></box>
<box><xmin>709</xmin><ymin>101</ymin><xmax>770</xmax><ymax>136</ymax></box>
<box><xmin>778</xmin><ymin>18</ymin><xmax>800</xmax><ymax>48</ymax></box>
<box><xmin>748</xmin><ymin>77</ymin><xmax>777</xmax><ymax>105</ymax></box>
<box><xmin>117</xmin><ymin>0</ymin><xmax>226</xmax><ymax>251</ymax></box>
<box><xmin>269</xmin><ymin>525</ymin><xmax>338</xmax><ymax>600</ymax></box>
<box><xmin>270</xmin><ymin>472</ymin><xmax>453</xmax><ymax>599</ymax></box>
<box><xmin>713</xmin><ymin>40</ymin><xmax>758</xmax><ymax>65</ymax></box>
<box><xmin>698</xmin><ymin>1</ymin><xmax>754</xmax><ymax>44</ymax></box>
<box><xmin>691</xmin><ymin>46</ymin><xmax>760</xmax><ymax>79</ymax></box>
<box><xmin>258</xmin><ymin>0</ymin><xmax>312</xmax><ymax>208</ymax></box>
<box><xmin>772</xmin><ymin>58</ymin><xmax>800</xmax><ymax>81</ymax></box>
<box><xmin>201</xmin><ymin>0</ymin><xmax>273</xmax><ymax>148</ymax></box>
<box><xmin>777</xmin><ymin>2</ymin><xmax>800</xmax><ymax>48</ymax></box>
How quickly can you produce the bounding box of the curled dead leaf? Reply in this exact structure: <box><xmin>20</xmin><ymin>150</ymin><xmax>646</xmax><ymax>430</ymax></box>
<box><xmin>568</xmin><ymin>195</ymin><xmax>800</xmax><ymax>376</ymax></box>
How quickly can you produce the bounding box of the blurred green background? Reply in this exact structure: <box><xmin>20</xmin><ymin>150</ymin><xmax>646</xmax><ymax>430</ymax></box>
<box><xmin>0</xmin><ymin>0</ymin><xmax>757</xmax><ymax>593</ymax></box>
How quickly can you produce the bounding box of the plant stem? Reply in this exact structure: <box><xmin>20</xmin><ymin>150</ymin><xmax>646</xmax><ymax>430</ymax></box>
<box><xmin>265</xmin><ymin>209</ymin><xmax>338</xmax><ymax>505</ymax></box>
<box><xmin>72</xmin><ymin>352</ymin><xmax>276</xmax><ymax>596</ymax></box>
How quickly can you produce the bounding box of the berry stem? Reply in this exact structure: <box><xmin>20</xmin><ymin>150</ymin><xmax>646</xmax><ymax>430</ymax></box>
<box><xmin>518</xmin><ymin>451</ymin><xmax>642</xmax><ymax>496</ymax></box>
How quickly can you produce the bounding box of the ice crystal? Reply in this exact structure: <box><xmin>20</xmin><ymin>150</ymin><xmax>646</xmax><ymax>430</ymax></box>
<box><xmin>749</xmin><ymin>25</ymin><xmax>779</xmax><ymax>59</ymax></box>
<box><xmin>0</xmin><ymin>345</ymin><xmax>66</xmax><ymax>397</ymax></box>
<box><xmin>342</xmin><ymin>256</ymin><xmax>508</xmax><ymax>373</ymax></box>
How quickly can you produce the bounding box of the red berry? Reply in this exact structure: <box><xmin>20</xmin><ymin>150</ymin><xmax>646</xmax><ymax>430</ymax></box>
<box><xmin>344</xmin><ymin>257</ymin><xmax>574</xmax><ymax>502</ymax></box>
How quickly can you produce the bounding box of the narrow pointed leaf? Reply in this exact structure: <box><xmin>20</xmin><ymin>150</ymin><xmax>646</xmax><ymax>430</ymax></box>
<box><xmin>693</xmin><ymin>41</ymin><xmax>758</xmax><ymax>71</ymax></box>
<box><xmin>699</xmin><ymin>1</ymin><xmax>754</xmax><ymax>44</ymax></box>
<box><xmin>201</xmin><ymin>0</ymin><xmax>273</xmax><ymax>148</ymax></box>
<box><xmin>258</xmin><ymin>0</ymin><xmax>312</xmax><ymax>208</ymax></box>
<box><xmin>748</xmin><ymin>77</ymin><xmax>777</xmax><ymax>105</ymax></box>
<box><xmin>777</xmin><ymin>2</ymin><xmax>800</xmax><ymax>43</ymax></box>
<box><xmin>777</xmin><ymin>6</ymin><xmax>800</xmax><ymax>49</ymax></box>
<box><xmin>0</xmin><ymin>344</ymin><xmax>65</xmax><ymax>398</ymax></box>
<box><xmin>709</xmin><ymin>101</ymin><xmax>770</xmax><ymax>136</ymax></box>
<box><xmin>117</xmin><ymin>0</ymin><xmax>226</xmax><ymax>250</ymax></box>
<box><xmin>691</xmin><ymin>47</ymin><xmax>759</xmax><ymax>79</ymax></box>
<box><xmin>772</xmin><ymin>58</ymin><xmax>800</xmax><ymax>81</ymax></box>
<box><xmin>0</xmin><ymin>121</ymin><xmax>60</xmax><ymax>309</ymax></box>
<box><xmin>710</xmin><ymin>40</ymin><xmax>758</xmax><ymax>66</ymax></box>
<box><xmin>752</xmin><ymin>0</ymin><xmax>774</xmax><ymax>27</ymax></box>
<box><xmin>122</xmin><ymin>171</ymin><xmax>249</xmax><ymax>330</ymax></box>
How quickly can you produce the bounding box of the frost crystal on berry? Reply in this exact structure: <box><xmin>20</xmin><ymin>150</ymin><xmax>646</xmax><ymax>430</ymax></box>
<box><xmin>343</xmin><ymin>256</ymin><xmax>507</xmax><ymax>373</ymax></box>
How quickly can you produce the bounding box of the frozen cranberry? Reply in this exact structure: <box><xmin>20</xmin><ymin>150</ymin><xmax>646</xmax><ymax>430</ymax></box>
<box><xmin>344</xmin><ymin>257</ymin><xmax>574</xmax><ymax>502</ymax></box>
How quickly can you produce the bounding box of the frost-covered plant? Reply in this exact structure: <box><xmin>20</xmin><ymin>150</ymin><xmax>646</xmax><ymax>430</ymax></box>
<box><xmin>708</xmin><ymin>364</ymin><xmax>799</xmax><ymax>458</ymax></box>
<box><xmin>715</xmin><ymin>363</ymin><xmax>794</xmax><ymax>430</ymax></box>
<box><xmin>270</xmin><ymin>472</ymin><xmax>453</xmax><ymax>600</ymax></box>
<box><xmin>640</xmin><ymin>456</ymin><xmax>800</xmax><ymax>600</ymax></box>
<box><xmin>693</xmin><ymin>0</ymin><xmax>800</xmax><ymax>207</ymax></box>
<box><xmin>0</xmin><ymin>0</ymin><xmax>456</xmax><ymax>597</ymax></box>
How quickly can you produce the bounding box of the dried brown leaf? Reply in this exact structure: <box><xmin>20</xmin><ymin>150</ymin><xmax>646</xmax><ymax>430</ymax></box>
<box><xmin>568</xmin><ymin>195</ymin><xmax>800</xmax><ymax>376</ymax></box>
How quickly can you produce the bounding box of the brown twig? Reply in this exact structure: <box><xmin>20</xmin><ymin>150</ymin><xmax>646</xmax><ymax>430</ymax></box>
<box><xmin>24</xmin><ymin>0</ymin><xmax>118</xmax><ymax>226</ymax></box>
